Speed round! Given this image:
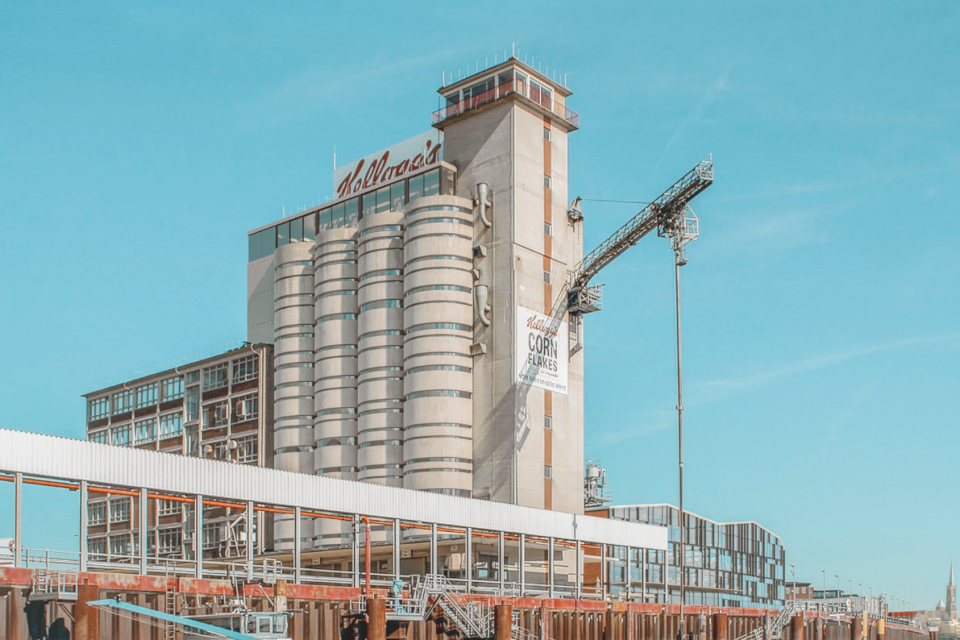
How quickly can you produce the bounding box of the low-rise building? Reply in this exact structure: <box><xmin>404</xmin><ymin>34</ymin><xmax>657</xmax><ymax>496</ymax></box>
<box><xmin>588</xmin><ymin>503</ymin><xmax>785</xmax><ymax>607</ymax></box>
<box><xmin>786</xmin><ymin>581</ymin><xmax>814</xmax><ymax>600</ymax></box>
<box><xmin>82</xmin><ymin>343</ymin><xmax>273</xmax><ymax>564</ymax></box>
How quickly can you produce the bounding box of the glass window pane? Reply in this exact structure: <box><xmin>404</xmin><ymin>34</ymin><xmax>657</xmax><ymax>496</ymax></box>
<box><xmin>290</xmin><ymin>217</ymin><xmax>303</xmax><ymax>243</ymax></box>
<box><xmin>423</xmin><ymin>169</ymin><xmax>440</xmax><ymax>197</ymax></box>
<box><xmin>318</xmin><ymin>208</ymin><xmax>332</xmax><ymax>231</ymax></box>
<box><xmin>441</xmin><ymin>167</ymin><xmax>456</xmax><ymax>196</ymax></box>
<box><xmin>407</xmin><ymin>175</ymin><xmax>424</xmax><ymax>202</ymax></box>
<box><xmin>362</xmin><ymin>192</ymin><xmax>376</xmax><ymax>219</ymax></box>
<box><xmin>331</xmin><ymin>203</ymin><xmax>345</xmax><ymax>229</ymax></box>
<box><xmin>344</xmin><ymin>198</ymin><xmax>359</xmax><ymax>227</ymax></box>
<box><xmin>375</xmin><ymin>187</ymin><xmax>390</xmax><ymax>214</ymax></box>
<box><xmin>390</xmin><ymin>182</ymin><xmax>405</xmax><ymax>210</ymax></box>
<box><xmin>248</xmin><ymin>233</ymin><xmax>260</xmax><ymax>262</ymax></box>
<box><xmin>277</xmin><ymin>222</ymin><xmax>290</xmax><ymax>246</ymax></box>
<box><xmin>302</xmin><ymin>214</ymin><xmax>315</xmax><ymax>241</ymax></box>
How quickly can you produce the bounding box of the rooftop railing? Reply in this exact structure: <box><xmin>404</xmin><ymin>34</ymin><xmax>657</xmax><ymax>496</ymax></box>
<box><xmin>432</xmin><ymin>79</ymin><xmax>579</xmax><ymax>129</ymax></box>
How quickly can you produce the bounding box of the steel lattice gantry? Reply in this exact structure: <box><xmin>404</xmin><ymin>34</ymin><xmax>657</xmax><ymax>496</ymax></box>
<box><xmin>567</xmin><ymin>157</ymin><xmax>713</xmax><ymax>316</ymax></box>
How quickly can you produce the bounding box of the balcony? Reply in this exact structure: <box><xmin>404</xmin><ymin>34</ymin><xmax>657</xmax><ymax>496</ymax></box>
<box><xmin>432</xmin><ymin>79</ymin><xmax>579</xmax><ymax>129</ymax></box>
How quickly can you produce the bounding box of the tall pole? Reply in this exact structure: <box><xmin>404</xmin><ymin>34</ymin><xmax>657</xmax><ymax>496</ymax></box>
<box><xmin>674</xmin><ymin>249</ymin><xmax>685</xmax><ymax>640</ymax></box>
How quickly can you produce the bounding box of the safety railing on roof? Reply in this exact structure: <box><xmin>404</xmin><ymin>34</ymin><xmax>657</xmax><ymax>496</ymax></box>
<box><xmin>432</xmin><ymin>79</ymin><xmax>579</xmax><ymax>128</ymax></box>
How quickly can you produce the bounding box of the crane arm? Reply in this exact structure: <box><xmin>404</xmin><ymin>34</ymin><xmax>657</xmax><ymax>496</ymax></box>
<box><xmin>571</xmin><ymin>158</ymin><xmax>714</xmax><ymax>290</ymax></box>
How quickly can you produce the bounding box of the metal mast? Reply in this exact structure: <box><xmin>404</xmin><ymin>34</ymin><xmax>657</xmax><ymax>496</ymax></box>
<box><xmin>567</xmin><ymin>157</ymin><xmax>710</xmax><ymax>624</ymax></box>
<box><xmin>662</xmin><ymin>202</ymin><xmax>699</xmax><ymax>639</ymax></box>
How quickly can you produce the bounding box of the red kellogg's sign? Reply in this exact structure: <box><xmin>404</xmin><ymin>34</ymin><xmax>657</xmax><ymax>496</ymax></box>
<box><xmin>334</xmin><ymin>132</ymin><xmax>442</xmax><ymax>199</ymax></box>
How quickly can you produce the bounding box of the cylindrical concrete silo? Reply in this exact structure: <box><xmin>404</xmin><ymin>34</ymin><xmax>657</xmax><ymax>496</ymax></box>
<box><xmin>401</xmin><ymin>195</ymin><xmax>475</xmax><ymax>496</ymax></box>
<box><xmin>357</xmin><ymin>211</ymin><xmax>406</xmax><ymax>488</ymax></box>
<box><xmin>273</xmin><ymin>240</ymin><xmax>316</xmax><ymax>550</ymax></box>
<box><xmin>312</xmin><ymin>228</ymin><xmax>359</xmax><ymax>547</ymax></box>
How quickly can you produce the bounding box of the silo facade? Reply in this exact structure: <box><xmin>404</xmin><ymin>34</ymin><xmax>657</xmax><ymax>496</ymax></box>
<box><xmin>272</xmin><ymin>240</ymin><xmax>316</xmax><ymax>549</ymax></box>
<box><xmin>401</xmin><ymin>196</ymin><xmax>475</xmax><ymax>496</ymax></box>
<box><xmin>356</xmin><ymin>211</ymin><xmax>406</xmax><ymax>487</ymax></box>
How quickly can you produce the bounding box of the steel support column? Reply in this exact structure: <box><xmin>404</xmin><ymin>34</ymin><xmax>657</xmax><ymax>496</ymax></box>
<box><xmin>548</xmin><ymin>537</ymin><xmax>555</xmax><ymax>598</ymax></box>
<box><xmin>575</xmin><ymin>540</ymin><xmax>582</xmax><ymax>599</ymax></box>
<box><xmin>293</xmin><ymin>506</ymin><xmax>302</xmax><ymax>584</ymax></box>
<box><xmin>194</xmin><ymin>494</ymin><xmax>203</xmax><ymax>579</ymax></box>
<box><xmin>519</xmin><ymin>533</ymin><xmax>526</xmax><ymax>595</ymax></box>
<box><xmin>498</xmin><ymin>531</ymin><xmax>505</xmax><ymax>591</ymax></box>
<box><xmin>430</xmin><ymin>523</ymin><xmax>438</xmax><ymax>575</ymax></box>
<box><xmin>466</xmin><ymin>527</ymin><xmax>473</xmax><ymax>593</ymax></box>
<box><xmin>139</xmin><ymin>488</ymin><xmax>148</xmax><ymax>575</ymax></box>
<box><xmin>627</xmin><ymin>546</ymin><xmax>633</xmax><ymax>600</ymax></box>
<box><xmin>246</xmin><ymin>501</ymin><xmax>255</xmax><ymax>581</ymax></box>
<box><xmin>642</xmin><ymin>547</ymin><xmax>647</xmax><ymax>602</ymax></box>
<box><xmin>392</xmin><ymin>518</ymin><xmax>401</xmax><ymax>580</ymax></box>
<box><xmin>601</xmin><ymin>543</ymin><xmax>607</xmax><ymax>599</ymax></box>
<box><xmin>14</xmin><ymin>472</ymin><xmax>22</xmax><ymax>568</ymax></box>
<box><xmin>79</xmin><ymin>480</ymin><xmax>88</xmax><ymax>572</ymax></box>
<box><xmin>352</xmin><ymin>516</ymin><xmax>361</xmax><ymax>589</ymax></box>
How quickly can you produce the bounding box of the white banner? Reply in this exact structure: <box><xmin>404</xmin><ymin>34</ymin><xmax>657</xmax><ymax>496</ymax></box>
<box><xmin>516</xmin><ymin>307</ymin><xmax>568</xmax><ymax>395</ymax></box>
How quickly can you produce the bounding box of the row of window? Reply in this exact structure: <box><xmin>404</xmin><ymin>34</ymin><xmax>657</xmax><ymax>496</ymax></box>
<box><xmin>88</xmin><ymin>356</ymin><xmax>259</xmax><ymax>422</ymax></box>
<box><xmin>90</xmin><ymin>415</ymin><xmax>258</xmax><ymax>459</ymax></box>
<box><xmin>248</xmin><ymin>167</ymin><xmax>457</xmax><ymax>262</ymax></box>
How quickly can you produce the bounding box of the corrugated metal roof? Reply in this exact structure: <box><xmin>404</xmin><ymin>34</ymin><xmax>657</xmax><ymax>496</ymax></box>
<box><xmin>0</xmin><ymin>429</ymin><xmax>667</xmax><ymax>550</ymax></box>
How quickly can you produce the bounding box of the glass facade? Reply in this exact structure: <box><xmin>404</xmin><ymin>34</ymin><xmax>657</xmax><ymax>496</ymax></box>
<box><xmin>600</xmin><ymin>504</ymin><xmax>785</xmax><ymax>608</ymax></box>
<box><xmin>248</xmin><ymin>166</ymin><xmax>456</xmax><ymax>262</ymax></box>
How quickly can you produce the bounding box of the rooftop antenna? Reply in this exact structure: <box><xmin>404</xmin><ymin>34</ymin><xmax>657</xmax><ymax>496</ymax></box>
<box><xmin>512</xmin><ymin>42</ymin><xmax>516</xmax><ymax>57</ymax></box>
<box><xmin>333</xmin><ymin>145</ymin><xmax>336</xmax><ymax>171</ymax></box>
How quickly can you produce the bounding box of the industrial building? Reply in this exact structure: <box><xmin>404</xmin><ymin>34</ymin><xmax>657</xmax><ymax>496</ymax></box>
<box><xmin>82</xmin><ymin>343</ymin><xmax>274</xmax><ymax>562</ymax></box>
<box><xmin>246</xmin><ymin>58</ymin><xmax>585</xmax><ymax>552</ymax></box>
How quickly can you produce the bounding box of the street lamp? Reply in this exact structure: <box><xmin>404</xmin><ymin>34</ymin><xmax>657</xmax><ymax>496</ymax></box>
<box><xmin>859</xmin><ymin>582</ymin><xmax>863</xmax><ymax>597</ymax></box>
<box><xmin>835</xmin><ymin>574</ymin><xmax>840</xmax><ymax>597</ymax></box>
<box><xmin>848</xmin><ymin>579</ymin><xmax>852</xmax><ymax>596</ymax></box>
<box><xmin>822</xmin><ymin>569</ymin><xmax>826</xmax><ymax>596</ymax></box>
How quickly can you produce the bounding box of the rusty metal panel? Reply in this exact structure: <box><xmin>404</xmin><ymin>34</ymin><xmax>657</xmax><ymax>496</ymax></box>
<box><xmin>0</xmin><ymin>429</ymin><xmax>667</xmax><ymax>550</ymax></box>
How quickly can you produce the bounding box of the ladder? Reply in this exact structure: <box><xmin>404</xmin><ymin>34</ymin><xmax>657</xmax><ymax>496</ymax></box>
<box><xmin>164</xmin><ymin>574</ymin><xmax>177</xmax><ymax>640</ymax></box>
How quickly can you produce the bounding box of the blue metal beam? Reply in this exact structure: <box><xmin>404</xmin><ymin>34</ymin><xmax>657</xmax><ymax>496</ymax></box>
<box><xmin>88</xmin><ymin>599</ymin><xmax>257</xmax><ymax>640</ymax></box>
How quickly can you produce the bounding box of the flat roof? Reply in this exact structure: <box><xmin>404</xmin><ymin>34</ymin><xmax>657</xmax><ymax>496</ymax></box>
<box><xmin>84</xmin><ymin>342</ymin><xmax>271</xmax><ymax>397</ymax></box>
<box><xmin>590</xmin><ymin>503</ymin><xmax>782</xmax><ymax>542</ymax></box>
<box><xmin>439</xmin><ymin>57</ymin><xmax>573</xmax><ymax>98</ymax></box>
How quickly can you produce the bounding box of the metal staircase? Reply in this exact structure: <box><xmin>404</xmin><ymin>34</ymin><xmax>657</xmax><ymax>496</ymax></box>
<box><xmin>353</xmin><ymin>574</ymin><xmax>543</xmax><ymax>639</ymax></box>
<box><xmin>733</xmin><ymin>600</ymin><xmax>803</xmax><ymax>640</ymax></box>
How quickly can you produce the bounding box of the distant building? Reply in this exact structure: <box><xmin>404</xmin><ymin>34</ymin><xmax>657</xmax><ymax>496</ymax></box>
<box><xmin>787</xmin><ymin>581</ymin><xmax>814</xmax><ymax>600</ymax></box>
<box><xmin>83</xmin><ymin>343</ymin><xmax>273</xmax><ymax>563</ymax></box>
<box><xmin>587</xmin><ymin>503</ymin><xmax>785</xmax><ymax>607</ymax></box>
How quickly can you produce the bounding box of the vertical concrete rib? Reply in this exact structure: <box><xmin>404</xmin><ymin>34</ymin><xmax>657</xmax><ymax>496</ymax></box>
<box><xmin>401</xmin><ymin>195</ymin><xmax>475</xmax><ymax>496</ymax></box>
<box><xmin>273</xmin><ymin>240</ymin><xmax>316</xmax><ymax>550</ymax></box>
<box><xmin>313</xmin><ymin>228</ymin><xmax>359</xmax><ymax>547</ymax></box>
<box><xmin>357</xmin><ymin>211</ymin><xmax>406</xmax><ymax>487</ymax></box>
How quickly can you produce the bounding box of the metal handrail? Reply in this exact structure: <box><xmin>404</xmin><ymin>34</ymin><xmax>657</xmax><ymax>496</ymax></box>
<box><xmin>432</xmin><ymin>79</ymin><xmax>579</xmax><ymax>128</ymax></box>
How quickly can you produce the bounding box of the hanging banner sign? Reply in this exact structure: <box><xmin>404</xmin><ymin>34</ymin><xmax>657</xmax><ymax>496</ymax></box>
<box><xmin>333</xmin><ymin>131</ymin><xmax>442</xmax><ymax>199</ymax></box>
<box><xmin>516</xmin><ymin>306</ymin><xmax>568</xmax><ymax>395</ymax></box>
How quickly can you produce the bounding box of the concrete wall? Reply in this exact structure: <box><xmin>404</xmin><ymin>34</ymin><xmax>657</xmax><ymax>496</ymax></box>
<box><xmin>442</xmin><ymin>81</ymin><xmax>584</xmax><ymax>514</ymax></box>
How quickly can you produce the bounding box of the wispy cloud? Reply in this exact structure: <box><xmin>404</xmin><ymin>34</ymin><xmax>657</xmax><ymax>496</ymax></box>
<box><xmin>693</xmin><ymin>333</ymin><xmax>960</xmax><ymax>405</ymax></box>
<box><xmin>655</xmin><ymin>65</ymin><xmax>732</xmax><ymax>169</ymax></box>
<box><xmin>592</xmin><ymin>412</ymin><xmax>673</xmax><ymax>447</ymax></box>
<box><xmin>240</xmin><ymin>48</ymin><xmax>468</xmax><ymax>126</ymax></box>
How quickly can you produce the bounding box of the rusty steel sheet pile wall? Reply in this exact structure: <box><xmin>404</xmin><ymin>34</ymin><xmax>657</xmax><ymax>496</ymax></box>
<box><xmin>0</xmin><ymin>568</ymin><xmax>936</xmax><ymax>640</ymax></box>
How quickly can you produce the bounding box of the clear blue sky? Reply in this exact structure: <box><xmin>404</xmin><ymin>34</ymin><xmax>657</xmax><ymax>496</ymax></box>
<box><xmin>1</xmin><ymin>1</ymin><xmax>957</xmax><ymax>609</ymax></box>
